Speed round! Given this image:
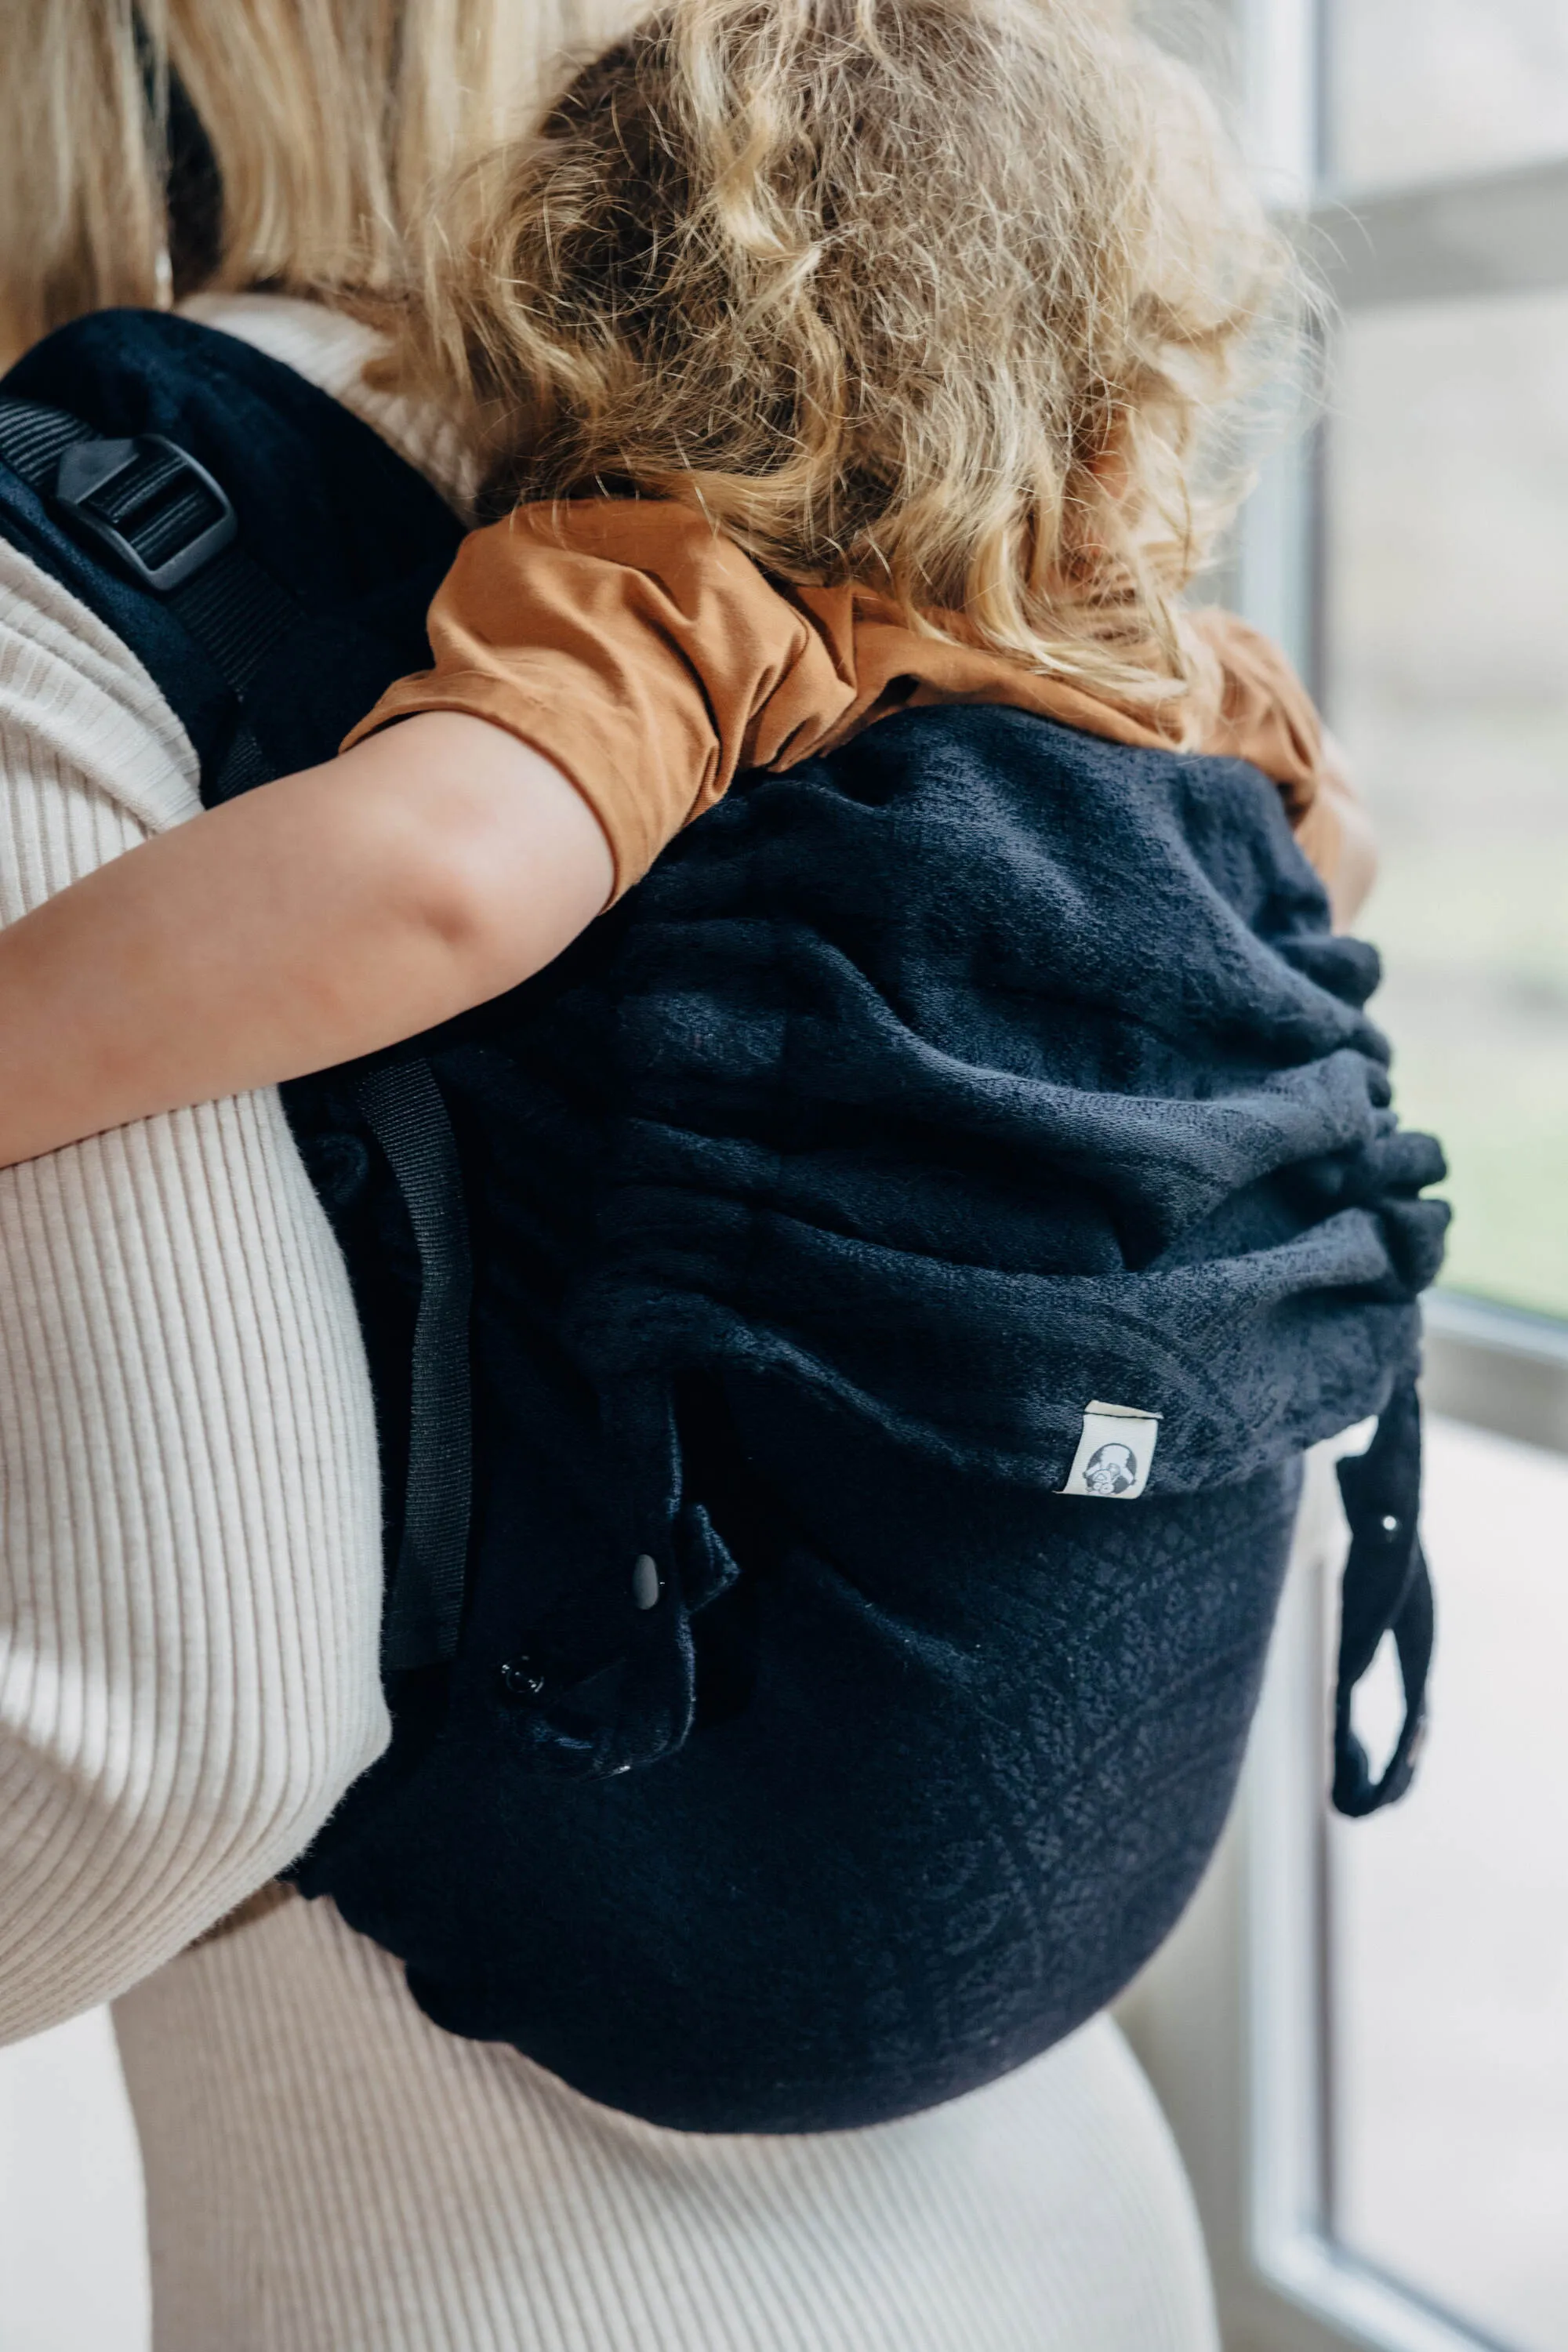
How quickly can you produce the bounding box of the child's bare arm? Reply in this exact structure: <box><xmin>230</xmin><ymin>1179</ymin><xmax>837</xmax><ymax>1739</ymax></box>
<box><xmin>0</xmin><ymin>713</ymin><xmax>614</xmax><ymax>1169</ymax></box>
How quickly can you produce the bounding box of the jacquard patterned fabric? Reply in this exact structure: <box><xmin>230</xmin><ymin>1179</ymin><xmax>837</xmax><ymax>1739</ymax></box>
<box><xmin>0</xmin><ymin>304</ymin><xmax>1440</xmax><ymax>2126</ymax></box>
<box><xmin>301</xmin><ymin>712</ymin><xmax>1440</xmax><ymax>2126</ymax></box>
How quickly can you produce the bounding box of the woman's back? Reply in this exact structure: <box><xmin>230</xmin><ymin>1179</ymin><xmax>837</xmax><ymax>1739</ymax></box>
<box><xmin>120</xmin><ymin>1882</ymin><xmax>1218</xmax><ymax>2352</ymax></box>
<box><xmin>0</xmin><ymin>201</ymin><xmax>1222</xmax><ymax>2340</ymax></box>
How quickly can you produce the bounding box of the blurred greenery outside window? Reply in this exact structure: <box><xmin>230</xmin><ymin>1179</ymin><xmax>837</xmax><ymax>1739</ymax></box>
<box><xmin>1318</xmin><ymin>2</ymin><xmax>1568</xmax><ymax>1322</ymax></box>
<box><xmin>1325</xmin><ymin>289</ymin><xmax>1568</xmax><ymax>1319</ymax></box>
<box><xmin>1316</xmin><ymin>13</ymin><xmax>1568</xmax><ymax>2351</ymax></box>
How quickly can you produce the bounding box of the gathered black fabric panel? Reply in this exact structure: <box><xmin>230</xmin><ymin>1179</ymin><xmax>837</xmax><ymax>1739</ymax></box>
<box><xmin>296</xmin><ymin>709</ymin><xmax>1444</xmax><ymax>2130</ymax></box>
<box><xmin>0</xmin><ymin>312</ymin><xmax>1447</xmax><ymax>2133</ymax></box>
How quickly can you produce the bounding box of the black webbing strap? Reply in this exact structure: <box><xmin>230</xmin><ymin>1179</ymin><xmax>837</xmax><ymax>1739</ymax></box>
<box><xmin>0</xmin><ymin>397</ymin><xmax>296</xmax><ymax>755</ymax></box>
<box><xmin>357</xmin><ymin>1062</ymin><xmax>474</xmax><ymax>1673</ymax></box>
<box><xmin>1332</xmin><ymin>1378</ymin><xmax>1435</xmax><ymax>1817</ymax></box>
<box><xmin>0</xmin><ymin>401</ymin><xmax>85</xmax><ymax>485</ymax></box>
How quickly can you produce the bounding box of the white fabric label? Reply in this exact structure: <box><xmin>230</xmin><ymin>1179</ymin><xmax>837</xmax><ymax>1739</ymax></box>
<box><xmin>1060</xmin><ymin>1401</ymin><xmax>1161</xmax><ymax>1499</ymax></box>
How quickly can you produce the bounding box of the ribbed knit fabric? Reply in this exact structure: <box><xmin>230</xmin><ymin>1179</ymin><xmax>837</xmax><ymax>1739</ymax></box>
<box><xmin>0</xmin><ymin>298</ymin><xmax>470</xmax><ymax>2045</ymax></box>
<box><xmin>0</xmin><ymin>299</ymin><xmax>485</xmax><ymax>2049</ymax></box>
<box><xmin>0</xmin><ymin>547</ymin><xmax>385</xmax><ymax>2045</ymax></box>
<box><xmin>114</xmin><ymin>1889</ymin><xmax>1219</xmax><ymax>2352</ymax></box>
<box><xmin>2</xmin><ymin>291</ymin><xmax>1219</xmax><ymax>2347</ymax></box>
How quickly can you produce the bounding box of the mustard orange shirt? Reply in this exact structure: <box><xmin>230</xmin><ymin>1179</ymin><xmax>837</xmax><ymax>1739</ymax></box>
<box><xmin>346</xmin><ymin>500</ymin><xmax>1368</xmax><ymax>914</ymax></box>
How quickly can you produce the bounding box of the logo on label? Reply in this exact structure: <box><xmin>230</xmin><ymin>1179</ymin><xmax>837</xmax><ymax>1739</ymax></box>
<box><xmin>1061</xmin><ymin>1402</ymin><xmax>1160</xmax><ymax>1499</ymax></box>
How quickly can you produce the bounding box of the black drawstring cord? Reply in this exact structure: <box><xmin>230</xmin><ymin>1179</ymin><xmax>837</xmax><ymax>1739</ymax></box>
<box><xmin>1332</xmin><ymin>1377</ymin><xmax>1435</xmax><ymax>1817</ymax></box>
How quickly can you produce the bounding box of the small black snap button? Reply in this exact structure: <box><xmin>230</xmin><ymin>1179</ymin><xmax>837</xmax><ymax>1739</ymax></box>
<box><xmin>499</xmin><ymin>1655</ymin><xmax>546</xmax><ymax>1703</ymax></box>
<box><xmin>631</xmin><ymin>1554</ymin><xmax>661</xmax><ymax>1611</ymax></box>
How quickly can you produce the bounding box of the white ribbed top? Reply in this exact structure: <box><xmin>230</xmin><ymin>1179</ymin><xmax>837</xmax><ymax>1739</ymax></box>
<box><xmin>2</xmin><ymin>293</ymin><xmax>1218</xmax><ymax>2349</ymax></box>
<box><xmin>0</xmin><ymin>299</ymin><xmax>474</xmax><ymax>2043</ymax></box>
<box><xmin>115</xmin><ymin>1890</ymin><xmax>1218</xmax><ymax>2352</ymax></box>
<box><xmin>0</xmin><ymin>303</ymin><xmax>400</xmax><ymax>2042</ymax></box>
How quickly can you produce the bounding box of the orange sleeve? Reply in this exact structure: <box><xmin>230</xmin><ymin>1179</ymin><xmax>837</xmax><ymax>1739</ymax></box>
<box><xmin>1189</xmin><ymin>608</ymin><xmax>1377</xmax><ymax>923</ymax></box>
<box><xmin>343</xmin><ymin>501</ymin><xmax>858</xmax><ymax>898</ymax></box>
<box><xmin>1294</xmin><ymin>733</ymin><xmax>1378</xmax><ymax>927</ymax></box>
<box><xmin>1189</xmin><ymin>608</ymin><xmax>1323</xmax><ymax>822</ymax></box>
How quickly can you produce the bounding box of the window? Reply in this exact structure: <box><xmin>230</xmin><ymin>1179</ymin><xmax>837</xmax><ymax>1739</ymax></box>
<box><xmin>1121</xmin><ymin>8</ymin><xmax>1568</xmax><ymax>2350</ymax></box>
<box><xmin>1326</xmin><ymin>0</ymin><xmax>1568</xmax><ymax>193</ymax></box>
<box><xmin>1329</xmin><ymin>1421</ymin><xmax>1568</xmax><ymax>2352</ymax></box>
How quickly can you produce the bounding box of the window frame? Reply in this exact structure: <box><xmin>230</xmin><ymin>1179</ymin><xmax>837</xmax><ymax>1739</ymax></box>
<box><xmin>1119</xmin><ymin>5</ymin><xmax>1568</xmax><ymax>2347</ymax></box>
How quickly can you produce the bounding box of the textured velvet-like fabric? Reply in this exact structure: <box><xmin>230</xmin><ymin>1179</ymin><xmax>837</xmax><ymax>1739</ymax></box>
<box><xmin>1</xmin><ymin>311</ymin><xmax>1446</xmax><ymax>2136</ymax></box>
<box><xmin>295</xmin><ymin>705</ymin><xmax>1441</xmax><ymax>2129</ymax></box>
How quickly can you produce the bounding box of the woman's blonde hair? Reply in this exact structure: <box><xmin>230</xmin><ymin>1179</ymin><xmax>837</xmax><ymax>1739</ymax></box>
<box><xmin>0</xmin><ymin>0</ymin><xmax>636</xmax><ymax>362</ymax></box>
<box><xmin>416</xmin><ymin>0</ymin><xmax>1298</xmax><ymax>705</ymax></box>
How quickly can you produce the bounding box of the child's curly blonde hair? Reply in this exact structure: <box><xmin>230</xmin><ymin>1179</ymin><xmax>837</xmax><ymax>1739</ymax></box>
<box><xmin>411</xmin><ymin>0</ymin><xmax>1294</xmax><ymax>710</ymax></box>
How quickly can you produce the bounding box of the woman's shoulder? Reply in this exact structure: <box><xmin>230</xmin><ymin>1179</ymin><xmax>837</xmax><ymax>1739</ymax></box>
<box><xmin>179</xmin><ymin>292</ymin><xmax>476</xmax><ymax>514</ymax></box>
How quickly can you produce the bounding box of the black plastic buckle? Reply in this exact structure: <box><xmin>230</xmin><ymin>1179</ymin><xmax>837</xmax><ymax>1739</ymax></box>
<box><xmin>53</xmin><ymin>434</ymin><xmax>237</xmax><ymax>593</ymax></box>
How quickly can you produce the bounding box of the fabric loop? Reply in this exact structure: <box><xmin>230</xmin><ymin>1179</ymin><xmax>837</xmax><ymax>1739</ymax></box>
<box><xmin>1332</xmin><ymin>1377</ymin><xmax>1435</xmax><ymax>1817</ymax></box>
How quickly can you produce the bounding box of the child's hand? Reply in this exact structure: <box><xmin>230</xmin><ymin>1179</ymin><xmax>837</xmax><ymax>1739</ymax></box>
<box><xmin>0</xmin><ymin>714</ymin><xmax>614</xmax><ymax>1167</ymax></box>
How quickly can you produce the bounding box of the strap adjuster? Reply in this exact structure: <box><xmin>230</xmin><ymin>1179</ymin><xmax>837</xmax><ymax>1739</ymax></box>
<box><xmin>53</xmin><ymin>434</ymin><xmax>237</xmax><ymax>593</ymax></box>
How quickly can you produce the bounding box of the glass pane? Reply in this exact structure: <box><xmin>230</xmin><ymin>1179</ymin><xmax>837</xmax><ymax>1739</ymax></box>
<box><xmin>1327</xmin><ymin>1417</ymin><xmax>1568</xmax><ymax>2351</ymax></box>
<box><xmin>1323</xmin><ymin>289</ymin><xmax>1568</xmax><ymax>1319</ymax></box>
<box><xmin>1327</xmin><ymin>0</ymin><xmax>1568</xmax><ymax>191</ymax></box>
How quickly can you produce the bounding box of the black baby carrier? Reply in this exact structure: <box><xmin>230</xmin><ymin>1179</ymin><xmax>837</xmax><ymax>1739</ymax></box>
<box><xmin>0</xmin><ymin>311</ymin><xmax>1447</xmax><ymax>2131</ymax></box>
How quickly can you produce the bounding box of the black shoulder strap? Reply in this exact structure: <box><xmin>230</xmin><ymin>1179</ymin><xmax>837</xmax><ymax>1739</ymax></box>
<box><xmin>0</xmin><ymin>398</ymin><xmax>297</xmax><ymax>800</ymax></box>
<box><xmin>0</xmin><ymin>307</ymin><xmax>463</xmax><ymax>789</ymax></box>
<box><xmin>354</xmin><ymin>1062</ymin><xmax>474</xmax><ymax>1673</ymax></box>
<box><xmin>0</xmin><ymin>311</ymin><xmax>474</xmax><ymax>1673</ymax></box>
